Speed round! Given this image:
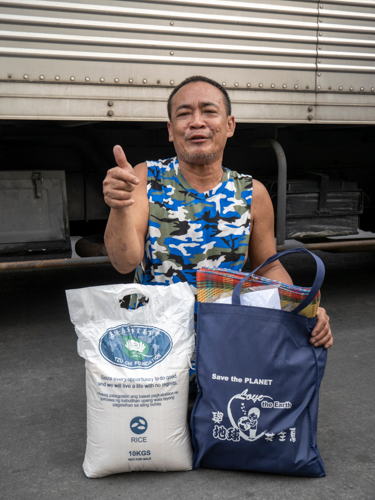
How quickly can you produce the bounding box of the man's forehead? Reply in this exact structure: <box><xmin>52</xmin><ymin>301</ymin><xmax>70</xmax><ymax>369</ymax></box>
<box><xmin>171</xmin><ymin>81</ymin><xmax>224</xmax><ymax>108</ymax></box>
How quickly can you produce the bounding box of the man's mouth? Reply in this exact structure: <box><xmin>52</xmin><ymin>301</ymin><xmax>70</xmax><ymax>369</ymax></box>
<box><xmin>187</xmin><ymin>134</ymin><xmax>210</xmax><ymax>143</ymax></box>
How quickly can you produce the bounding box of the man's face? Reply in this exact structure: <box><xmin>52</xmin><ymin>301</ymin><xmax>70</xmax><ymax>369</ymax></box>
<box><xmin>167</xmin><ymin>81</ymin><xmax>235</xmax><ymax>167</ymax></box>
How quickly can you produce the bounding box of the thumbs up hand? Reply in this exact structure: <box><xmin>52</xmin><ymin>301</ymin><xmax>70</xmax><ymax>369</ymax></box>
<box><xmin>103</xmin><ymin>145</ymin><xmax>140</xmax><ymax>209</ymax></box>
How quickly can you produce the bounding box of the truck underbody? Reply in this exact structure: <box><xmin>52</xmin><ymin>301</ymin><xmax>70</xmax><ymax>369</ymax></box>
<box><xmin>1</xmin><ymin>0</ymin><xmax>375</xmax><ymax>265</ymax></box>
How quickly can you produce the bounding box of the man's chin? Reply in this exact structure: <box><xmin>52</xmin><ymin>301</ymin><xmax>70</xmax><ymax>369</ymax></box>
<box><xmin>179</xmin><ymin>151</ymin><xmax>218</xmax><ymax>166</ymax></box>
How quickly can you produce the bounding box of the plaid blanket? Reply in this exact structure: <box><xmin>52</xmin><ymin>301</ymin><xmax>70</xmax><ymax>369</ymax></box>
<box><xmin>197</xmin><ymin>267</ymin><xmax>320</xmax><ymax>318</ymax></box>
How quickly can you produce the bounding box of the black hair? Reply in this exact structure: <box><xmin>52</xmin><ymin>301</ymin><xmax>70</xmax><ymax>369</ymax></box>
<box><xmin>167</xmin><ymin>75</ymin><xmax>232</xmax><ymax>120</ymax></box>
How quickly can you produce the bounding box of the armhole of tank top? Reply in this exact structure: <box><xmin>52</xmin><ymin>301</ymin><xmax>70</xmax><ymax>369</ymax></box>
<box><xmin>249</xmin><ymin>177</ymin><xmax>254</xmax><ymax>215</ymax></box>
<box><xmin>146</xmin><ymin>161</ymin><xmax>154</xmax><ymax>186</ymax></box>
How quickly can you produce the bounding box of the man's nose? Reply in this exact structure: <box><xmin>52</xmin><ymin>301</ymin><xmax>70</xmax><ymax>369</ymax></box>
<box><xmin>189</xmin><ymin>110</ymin><xmax>205</xmax><ymax>128</ymax></box>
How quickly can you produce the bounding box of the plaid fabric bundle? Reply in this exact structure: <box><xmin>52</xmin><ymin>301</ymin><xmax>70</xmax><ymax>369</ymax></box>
<box><xmin>196</xmin><ymin>267</ymin><xmax>320</xmax><ymax>318</ymax></box>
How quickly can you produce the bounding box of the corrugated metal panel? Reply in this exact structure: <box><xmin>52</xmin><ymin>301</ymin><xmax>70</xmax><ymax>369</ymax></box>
<box><xmin>0</xmin><ymin>0</ymin><xmax>318</xmax><ymax>90</ymax></box>
<box><xmin>317</xmin><ymin>1</ymin><xmax>375</xmax><ymax>91</ymax></box>
<box><xmin>0</xmin><ymin>0</ymin><xmax>374</xmax><ymax>122</ymax></box>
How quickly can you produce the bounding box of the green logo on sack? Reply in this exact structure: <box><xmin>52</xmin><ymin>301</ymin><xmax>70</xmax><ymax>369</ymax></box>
<box><xmin>99</xmin><ymin>324</ymin><xmax>173</xmax><ymax>369</ymax></box>
<box><xmin>121</xmin><ymin>336</ymin><xmax>150</xmax><ymax>361</ymax></box>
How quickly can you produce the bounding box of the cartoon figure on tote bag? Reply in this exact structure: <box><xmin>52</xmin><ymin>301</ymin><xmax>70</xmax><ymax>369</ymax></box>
<box><xmin>212</xmin><ymin>389</ymin><xmax>296</xmax><ymax>444</ymax></box>
<box><xmin>237</xmin><ymin>408</ymin><xmax>261</xmax><ymax>440</ymax></box>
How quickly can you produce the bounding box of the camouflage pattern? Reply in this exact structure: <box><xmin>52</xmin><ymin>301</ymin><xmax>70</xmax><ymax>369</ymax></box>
<box><xmin>134</xmin><ymin>157</ymin><xmax>253</xmax><ymax>296</ymax></box>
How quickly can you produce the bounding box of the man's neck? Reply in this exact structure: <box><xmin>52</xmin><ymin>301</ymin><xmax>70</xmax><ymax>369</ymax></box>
<box><xmin>177</xmin><ymin>157</ymin><xmax>224</xmax><ymax>193</ymax></box>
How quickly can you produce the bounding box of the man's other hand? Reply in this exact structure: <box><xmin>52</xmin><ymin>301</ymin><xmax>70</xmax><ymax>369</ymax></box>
<box><xmin>310</xmin><ymin>307</ymin><xmax>333</xmax><ymax>349</ymax></box>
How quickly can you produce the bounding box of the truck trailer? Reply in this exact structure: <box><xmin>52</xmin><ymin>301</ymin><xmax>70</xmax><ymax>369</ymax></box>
<box><xmin>1</xmin><ymin>0</ymin><xmax>375</xmax><ymax>265</ymax></box>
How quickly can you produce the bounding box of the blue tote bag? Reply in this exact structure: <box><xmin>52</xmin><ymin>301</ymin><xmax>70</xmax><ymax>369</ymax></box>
<box><xmin>191</xmin><ymin>248</ymin><xmax>327</xmax><ymax>477</ymax></box>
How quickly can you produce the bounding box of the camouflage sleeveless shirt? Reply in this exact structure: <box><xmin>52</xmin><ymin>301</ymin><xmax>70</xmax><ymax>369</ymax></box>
<box><xmin>134</xmin><ymin>157</ymin><xmax>253</xmax><ymax>295</ymax></box>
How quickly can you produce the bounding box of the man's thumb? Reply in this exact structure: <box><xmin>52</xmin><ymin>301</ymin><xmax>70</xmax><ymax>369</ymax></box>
<box><xmin>113</xmin><ymin>145</ymin><xmax>132</xmax><ymax>170</ymax></box>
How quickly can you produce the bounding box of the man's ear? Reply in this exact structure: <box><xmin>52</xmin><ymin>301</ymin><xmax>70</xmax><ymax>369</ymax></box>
<box><xmin>227</xmin><ymin>115</ymin><xmax>236</xmax><ymax>138</ymax></box>
<box><xmin>167</xmin><ymin>121</ymin><xmax>174</xmax><ymax>142</ymax></box>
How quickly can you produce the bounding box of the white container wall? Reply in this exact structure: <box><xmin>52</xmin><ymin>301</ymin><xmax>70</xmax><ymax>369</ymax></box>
<box><xmin>0</xmin><ymin>0</ymin><xmax>374</xmax><ymax>122</ymax></box>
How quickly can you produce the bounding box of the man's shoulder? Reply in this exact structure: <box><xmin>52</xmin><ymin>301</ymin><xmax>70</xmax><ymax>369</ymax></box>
<box><xmin>251</xmin><ymin>179</ymin><xmax>273</xmax><ymax>208</ymax></box>
<box><xmin>226</xmin><ymin>169</ymin><xmax>253</xmax><ymax>193</ymax></box>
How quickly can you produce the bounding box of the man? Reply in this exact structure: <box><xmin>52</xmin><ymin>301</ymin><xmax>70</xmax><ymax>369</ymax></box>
<box><xmin>103</xmin><ymin>75</ymin><xmax>332</xmax><ymax>349</ymax></box>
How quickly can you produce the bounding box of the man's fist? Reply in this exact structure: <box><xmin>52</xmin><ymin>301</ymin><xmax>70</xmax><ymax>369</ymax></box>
<box><xmin>103</xmin><ymin>145</ymin><xmax>140</xmax><ymax>209</ymax></box>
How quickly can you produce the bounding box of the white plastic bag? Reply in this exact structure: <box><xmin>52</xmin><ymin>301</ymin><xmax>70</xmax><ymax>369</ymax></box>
<box><xmin>66</xmin><ymin>281</ymin><xmax>195</xmax><ymax>478</ymax></box>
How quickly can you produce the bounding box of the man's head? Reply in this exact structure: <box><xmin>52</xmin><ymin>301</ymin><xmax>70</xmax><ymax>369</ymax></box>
<box><xmin>167</xmin><ymin>76</ymin><xmax>235</xmax><ymax>167</ymax></box>
<box><xmin>167</xmin><ymin>76</ymin><xmax>231</xmax><ymax>120</ymax></box>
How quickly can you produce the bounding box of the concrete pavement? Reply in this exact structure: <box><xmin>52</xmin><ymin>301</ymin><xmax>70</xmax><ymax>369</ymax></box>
<box><xmin>1</xmin><ymin>251</ymin><xmax>374</xmax><ymax>500</ymax></box>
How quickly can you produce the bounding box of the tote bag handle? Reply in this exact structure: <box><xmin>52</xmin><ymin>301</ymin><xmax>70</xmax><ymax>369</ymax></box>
<box><xmin>232</xmin><ymin>248</ymin><xmax>325</xmax><ymax>315</ymax></box>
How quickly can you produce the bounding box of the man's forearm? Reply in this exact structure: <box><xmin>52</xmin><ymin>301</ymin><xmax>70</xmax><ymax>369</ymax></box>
<box><xmin>258</xmin><ymin>262</ymin><xmax>293</xmax><ymax>285</ymax></box>
<box><xmin>104</xmin><ymin>207</ymin><xmax>144</xmax><ymax>274</ymax></box>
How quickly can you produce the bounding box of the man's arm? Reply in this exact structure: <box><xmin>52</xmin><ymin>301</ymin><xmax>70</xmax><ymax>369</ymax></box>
<box><xmin>103</xmin><ymin>146</ymin><xmax>149</xmax><ymax>274</ymax></box>
<box><xmin>248</xmin><ymin>180</ymin><xmax>292</xmax><ymax>283</ymax></box>
<box><xmin>248</xmin><ymin>179</ymin><xmax>333</xmax><ymax>349</ymax></box>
